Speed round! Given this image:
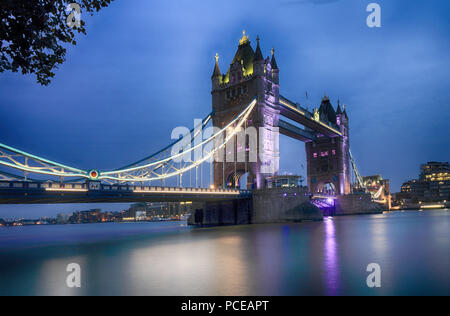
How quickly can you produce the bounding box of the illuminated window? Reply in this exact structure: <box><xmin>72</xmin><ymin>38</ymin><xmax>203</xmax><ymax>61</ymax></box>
<box><xmin>313</xmin><ymin>153</ymin><xmax>318</xmax><ymax>158</ymax></box>
<box><xmin>321</xmin><ymin>151</ymin><xmax>329</xmax><ymax>157</ymax></box>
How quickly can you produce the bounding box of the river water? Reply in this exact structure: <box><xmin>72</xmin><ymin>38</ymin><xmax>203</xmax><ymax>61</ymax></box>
<box><xmin>0</xmin><ymin>210</ymin><xmax>449</xmax><ymax>296</ymax></box>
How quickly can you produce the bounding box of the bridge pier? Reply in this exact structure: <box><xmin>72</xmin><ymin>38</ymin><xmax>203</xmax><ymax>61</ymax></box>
<box><xmin>334</xmin><ymin>194</ymin><xmax>383</xmax><ymax>216</ymax></box>
<box><xmin>188</xmin><ymin>190</ymin><xmax>383</xmax><ymax>227</ymax></box>
<box><xmin>252</xmin><ymin>187</ymin><xmax>323</xmax><ymax>223</ymax></box>
<box><xmin>188</xmin><ymin>198</ymin><xmax>253</xmax><ymax>226</ymax></box>
<box><xmin>188</xmin><ymin>187</ymin><xmax>324</xmax><ymax>226</ymax></box>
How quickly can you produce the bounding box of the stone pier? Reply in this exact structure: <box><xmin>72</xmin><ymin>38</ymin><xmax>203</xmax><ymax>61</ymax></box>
<box><xmin>188</xmin><ymin>199</ymin><xmax>253</xmax><ymax>226</ymax></box>
<box><xmin>188</xmin><ymin>189</ymin><xmax>384</xmax><ymax>227</ymax></box>
<box><xmin>335</xmin><ymin>194</ymin><xmax>383</xmax><ymax>216</ymax></box>
<box><xmin>188</xmin><ymin>187</ymin><xmax>323</xmax><ymax>226</ymax></box>
<box><xmin>252</xmin><ymin>187</ymin><xmax>323</xmax><ymax>223</ymax></box>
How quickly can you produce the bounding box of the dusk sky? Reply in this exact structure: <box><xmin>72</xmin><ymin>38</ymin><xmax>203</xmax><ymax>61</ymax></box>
<box><xmin>0</xmin><ymin>0</ymin><xmax>449</xmax><ymax>218</ymax></box>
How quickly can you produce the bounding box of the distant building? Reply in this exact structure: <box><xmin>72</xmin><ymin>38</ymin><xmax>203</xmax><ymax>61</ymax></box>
<box><xmin>129</xmin><ymin>202</ymin><xmax>193</xmax><ymax>220</ymax></box>
<box><xmin>35</xmin><ymin>219</ymin><xmax>51</xmax><ymax>225</ymax></box>
<box><xmin>135</xmin><ymin>211</ymin><xmax>146</xmax><ymax>221</ymax></box>
<box><xmin>70</xmin><ymin>209</ymin><xmax>102</xmax><ymax>224</ymax></box>
<box><xmin>100</xmin><ymin>211</ymin><xmax>117</xmax><ymax>222</ymax></box>
<box><xmin>400</xmin><ymin>179</ymin><xmax>427</xmax><ymax>200</ymax></box>
<box><xmin>267</xmin><ymin>175</ymin><xmax>303</xmax><ymax>188</ymax></box>
<box><xmin>20</xmin><ymin>219</ymin><xmax>38</xmax><ymax>226</ymax></box>
<box><xmin>398</xmin><ymin>162</ymin><xmax>450</xmax><ymax>203</ymax></box>
<box><xmin>0</xmin><ymin>218</ymin><xmax>5</xmax><ymax>227</ymax></box>
<box><xmin>56</xmin><ymin>213</ymin><xmax>72</xmax><ymax>225</ymax></box>
<box><xmin>109</xmin><ymin>211</ymin><xmax>124</xmax><ymax>222</ymax></box>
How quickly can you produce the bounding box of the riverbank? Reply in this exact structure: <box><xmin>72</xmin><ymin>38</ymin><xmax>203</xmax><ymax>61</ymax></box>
<box><xmin>391</xmin><ymin>202</ymin><xmax>450</xmax><ymax>211</ymax></box>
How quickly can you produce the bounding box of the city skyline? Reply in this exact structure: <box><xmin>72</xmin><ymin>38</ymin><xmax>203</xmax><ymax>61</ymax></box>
<box><xmin>1</xmin><ymin>0</ymin><xmax>449</xmax><ymax>218</ymax></box>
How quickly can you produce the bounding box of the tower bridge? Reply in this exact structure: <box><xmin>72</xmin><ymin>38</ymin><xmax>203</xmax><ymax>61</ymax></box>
<box><xmin>0</xmin><ymin>32</ymin><xmax>385</xmax><ymax>221</ymax></box>
<box><xmin>211</xmin><ymin>32</ymin><xmax>350</xmax><ymax>196</ymax></box>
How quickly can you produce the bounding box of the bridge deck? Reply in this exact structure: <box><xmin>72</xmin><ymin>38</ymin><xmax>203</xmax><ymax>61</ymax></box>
<box><xmin>0</xmin><ymin>181</ymin><xmax>251</xmax><ymax>204</ymax></box>
<box><xmin>279</xmin><ymin>119</ymin><xmax>317</xmax><ymax>142</ymax></box>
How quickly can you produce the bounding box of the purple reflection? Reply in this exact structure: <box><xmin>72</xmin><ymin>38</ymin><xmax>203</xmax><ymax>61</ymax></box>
<box><xmin>324</xmin><ymin>218</ymin><xmax>339</xmax><ymax>295</ymax></box>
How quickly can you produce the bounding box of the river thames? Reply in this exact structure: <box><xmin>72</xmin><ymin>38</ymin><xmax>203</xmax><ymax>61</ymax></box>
<box><xmin>0</xmin><ymin>210</ymin><xmax>449</xmax><ymax>296</ymax></box>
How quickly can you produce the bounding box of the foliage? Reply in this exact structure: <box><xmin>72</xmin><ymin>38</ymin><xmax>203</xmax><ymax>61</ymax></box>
<box><xmin>0</xmin><ymin>0</ymin><xmax>113</xmax><ymax>85</ymax></box>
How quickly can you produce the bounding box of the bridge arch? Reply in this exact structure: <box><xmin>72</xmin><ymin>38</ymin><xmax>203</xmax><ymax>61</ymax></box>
<box><xmin>226</xmin><ymin>170</ymin><xmax>252</xmax><ymax>190</ymax></box>
<box><xmin>317</xmin><ymin>181</ymin><xmax>337</xmax><ymax>196</ymax></box>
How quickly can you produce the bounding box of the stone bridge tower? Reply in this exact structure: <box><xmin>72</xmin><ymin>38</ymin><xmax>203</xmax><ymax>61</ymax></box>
<box><xmin>305</xmin><ymin>98</ymin><xmax>351</xmax><ymax>195</ymax></box>
<box><xmin>211</xmin><ymin>32</ymin><xmax>280</xmax><ymax>189</ymax></box>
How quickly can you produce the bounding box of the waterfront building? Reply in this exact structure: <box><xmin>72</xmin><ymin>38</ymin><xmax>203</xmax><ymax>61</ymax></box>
<box><xmin>398</xmin><ymin>162</ymin><xmax>450</xmax><ymax>203</ymax></box>
<box><xmin>69</xmin><ymin>209</ymin><xmax>102</xmax><ymax>224</ymax></box>
<box><xmin>100</xmin><ymin>211</ymin><xmax>117</xmax><ymax>222</ymax></box>
<box><xmin>135</xmin><ymin>211</ymin><xmax>146</xmax><ymax>221</ymax></box>
<box><xmin>178</xmin><ymin>202</ymin><xmax>193</xmax><ymax>218</ymax></box>
<box><xmin>129</xmin><ymin>202</ymin><xmax>193</xmax><ymax>220</ymax></box>
<box><xmin>420</xmin><ymin>162</ymin><xmax>450</xmax><ymax>181</ymax></box>
<box><xmin>109</xmin><ymin>211</ymin><xmax>125</xmax><ymax>222</ymax></box>
<box><xmin>20</xmin><ymin>219</ymin><xmax>38</xmax><ymax>226</ymax></box>
<box><xmin>400</xmin><ymin>180</ymin><xmax>427</xmax><ymax>201</ymax></box>
<box><xmin>56</xmin><ymin>213</ymin><xmax>72</xmax><ymax>224</ymax></box>
<box><xmin>420</xmin><ymin>162</ymin><xmax>450</xmax><ymax>200</ymax></box>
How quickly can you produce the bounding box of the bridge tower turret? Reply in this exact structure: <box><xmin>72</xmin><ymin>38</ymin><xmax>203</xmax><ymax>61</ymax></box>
<box><xmin>270</xmin><ymin>48</ymin><xmax>279</xmax><ymax>86</ymax></box>
<box><xmin>211</xmin><ymin>53</ymin><xmax>222</xmax><ymax>90</ymax></box>
<box><xmin>211</xmin><ymin>32</ymin><xmax>280</xmax><ymax>190</ymax></box>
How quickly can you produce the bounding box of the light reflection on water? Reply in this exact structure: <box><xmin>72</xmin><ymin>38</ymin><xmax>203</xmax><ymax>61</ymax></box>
<box><xmin>0</xmin><ymin>210</ymin><xmax>449</xmax><ymax>296</ymax></box>
<box><xmin>324</xmin><ymin>217</ymin><xmax>339</xmax><ymax>295</ymax></box>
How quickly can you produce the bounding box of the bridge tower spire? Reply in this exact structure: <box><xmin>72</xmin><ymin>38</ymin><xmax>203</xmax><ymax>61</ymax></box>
<box><xmin>212</xmin><ymin>53</ymin><xmax>222</xmax><ymax>90</ymax></box>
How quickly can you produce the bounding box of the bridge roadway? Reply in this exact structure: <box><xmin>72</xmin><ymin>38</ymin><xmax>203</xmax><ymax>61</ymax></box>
<box><xmin>0</xmin><ymin>181</ymin><xmax>251</xmax><ymax>204</ymax></box>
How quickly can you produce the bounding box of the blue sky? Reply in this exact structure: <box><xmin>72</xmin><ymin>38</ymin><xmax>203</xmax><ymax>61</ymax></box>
<box><xmin>0</xmin><ymin>0</ymin><xmax>449</xmax><ymax>218</ymax></box>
